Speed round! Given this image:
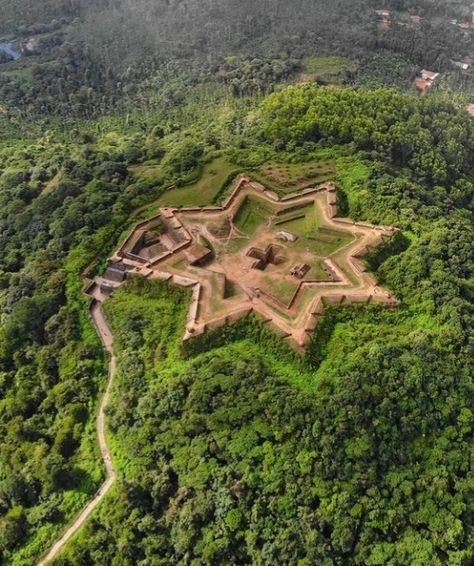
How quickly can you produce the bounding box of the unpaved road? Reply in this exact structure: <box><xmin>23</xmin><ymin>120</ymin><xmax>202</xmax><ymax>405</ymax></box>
<box><xmin>38</xmin><ymin>301</ymin><xmax>117</xmax><ymax>565</ymax></box>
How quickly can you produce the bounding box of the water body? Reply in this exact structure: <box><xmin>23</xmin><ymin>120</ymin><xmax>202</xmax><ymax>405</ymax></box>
<box><xmin>0</xmin><ymin>42</ymin><xmax>22</xmax><ymax>61</ymax></box>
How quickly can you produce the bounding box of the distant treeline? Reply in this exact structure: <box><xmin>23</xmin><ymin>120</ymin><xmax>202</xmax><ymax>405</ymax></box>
<box><xmin>0</xmin><ymin>0</ymin><xmax>473</xmax><ymax>118</ymax></box>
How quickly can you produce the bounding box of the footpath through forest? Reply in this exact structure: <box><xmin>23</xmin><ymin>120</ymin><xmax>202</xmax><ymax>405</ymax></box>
<box><xmin>38</xmin><ymin>301</ymin><xmax>117</xmax><ymax>565</ymax></box>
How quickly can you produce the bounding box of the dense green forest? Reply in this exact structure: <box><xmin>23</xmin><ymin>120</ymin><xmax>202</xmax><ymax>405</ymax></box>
<box><xmin>1</xmin><ymin>83</ymin><xmax>472</xmax><ymax>565</ymax></box>
<box><xmin>0</xmin><ymin>0</ymin><xmax>473</xmax><ymax>565</ymax></box>
<box><xmin>0</xmin><ymin>0</ymin><xmax>474</xmax><ymax>119</ymax></box>
<box><xmin>43</xmin><ymin>87</ymin><xmax>472</xmax><ymax>565</ymax></box>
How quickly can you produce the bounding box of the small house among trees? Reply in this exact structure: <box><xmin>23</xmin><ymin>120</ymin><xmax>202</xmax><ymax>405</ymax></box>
<box><xmin>375</xmin><ymin>9</ymin><xmax>390</xmax><ymax>26</ymax></box>
<box><xmin>420</xmin><ymin>70</ymin><xmax>440</xmax><ymax>82</ymax></box>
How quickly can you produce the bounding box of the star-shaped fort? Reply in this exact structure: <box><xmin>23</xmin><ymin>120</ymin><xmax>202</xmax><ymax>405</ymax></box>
<box><xmin>85</xmin><ymin>176</ymin><xmax>399</xmax><ymax>349</ymax></box>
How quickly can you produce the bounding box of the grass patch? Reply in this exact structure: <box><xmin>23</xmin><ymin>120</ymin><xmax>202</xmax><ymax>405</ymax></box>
<box><xmin>130</xmin><ymin>160</ymin><xmax>162</xmax><ymax>181</ymax></box>
<box><xmin>234</xmin><ymin>196</ymin><xmax>274</xmax><ymax>236</ymax></box>
<box><xmin>309</xmin><ymin>227</ymin><xmax>354</xmax><ymax>256</ymax></box>
<box><xmin>300</xmin><ymin>56</ymin><xmax>357</xmax><ymax>83</ymax></box>
<box><xmin>276</xmin><ymin>204</ymin><xmax>318</xmax><ymax>237</ymax></box>
<box><xmin>262</xmin><ymin>276</ymin><xmax>299</xmax><ymax>304</ymax></box>
<box><xmin>156</xmin><ymin>158</ymin><xmax>238</xmax><ymax>207</ymax></box>
<box><xmin>287</xmin><ymin>227</ymin><xmax>353</xmax><ymax>257</ymax></box>
<box><xmin>255</xmin><ymin>159</ymin><xmax>336</xmax><ymax>193</ymax></box>
<box><xmin>308</xmin><ymin>259</ymin><xmax>334</xmax><ymax>281</ymax></box>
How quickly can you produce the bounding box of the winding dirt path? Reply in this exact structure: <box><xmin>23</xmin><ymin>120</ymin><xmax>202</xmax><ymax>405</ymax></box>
<box><xmin>38</xmin><ymin>300</ymin><xmax>117</xmax><ymax>565</ymax></box>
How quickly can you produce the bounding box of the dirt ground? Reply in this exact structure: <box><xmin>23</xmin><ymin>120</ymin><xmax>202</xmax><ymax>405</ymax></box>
<box><xmin>415</xmin><ymin>77</ymin><xmax>433</xmax><ymax>94</ymax></box>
